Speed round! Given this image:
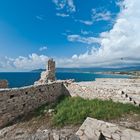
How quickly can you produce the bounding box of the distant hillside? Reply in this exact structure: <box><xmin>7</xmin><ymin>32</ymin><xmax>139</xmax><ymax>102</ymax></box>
<box><xmin>31</xmin><ymin>66</ymin><xmax>140</xmax><ymax>73</ymax></box>
<box><xmin>31</xmin><ymin>69</ymin><xmax>45</xmax><ymax>72</ymax></box>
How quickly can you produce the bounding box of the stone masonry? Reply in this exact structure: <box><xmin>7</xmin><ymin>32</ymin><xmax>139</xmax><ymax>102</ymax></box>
<box><xmin>65</xmin><ymin>78</ymin><xmax>140</xmax><ymax>107</ymax></box>
<box><xmin>35</xmin><ymin>58</ymin><xmax>56</xmax><ymax>85</ymax></box>
<box><xmin>0</xmin><ymin>80</ymin><xmax>8</xmax><ymax>89</ymax></box>
<box><xmin>0</xmin><ymin>81</ymin><xmax>68</xmax><ymax>128</ymax></box>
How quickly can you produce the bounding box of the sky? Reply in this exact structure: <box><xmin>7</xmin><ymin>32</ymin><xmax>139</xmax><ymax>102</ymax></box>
<box><xmin>0</xmin><ymin>0</ymin><xmax>140</xmax><ymax>71</ymax></box>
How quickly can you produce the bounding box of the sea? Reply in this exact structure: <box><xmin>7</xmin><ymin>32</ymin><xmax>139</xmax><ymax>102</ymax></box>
<box><xmin>0</xmin><ymin>72</ymin><xmax>129</xmax><ymax>88</ymax></box>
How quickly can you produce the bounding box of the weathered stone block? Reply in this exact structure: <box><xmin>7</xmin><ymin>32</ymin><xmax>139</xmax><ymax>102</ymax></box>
<box><xmin>0</xmin><ymin>80</ymin><xmax>8</xmax><ymax>89</ymax></box>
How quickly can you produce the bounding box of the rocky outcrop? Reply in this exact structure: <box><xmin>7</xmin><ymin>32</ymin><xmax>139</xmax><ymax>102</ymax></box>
<box><xmin>76</xmin><ymin>117</ymin><xmax>140</xmax><ymax>140</ymax></box>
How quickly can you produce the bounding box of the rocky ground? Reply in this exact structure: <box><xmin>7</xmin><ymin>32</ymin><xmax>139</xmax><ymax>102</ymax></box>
<box><xmin>111</xmin><ymin>113</ymin><xmax>140</xmax><ymax>131</ymax></box>
<box><xmin>0</xmin><ymin>111</ymin><xmax>80</xmax><ymax>140</ymax></box>
<box><xmin>77</xmin><ymin>117</ymin><xmax>140</xmax><ymax>140</ymax></box>
<box><xmin>0</xmin><ymin>105</ymin><xmax>140</xmax><ymax>140</ymax></box>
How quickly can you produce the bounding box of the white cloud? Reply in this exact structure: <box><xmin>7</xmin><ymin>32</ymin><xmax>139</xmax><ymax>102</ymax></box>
<box><xmin>0</xmin><ymin>54</ymin><xmax>47</xmax><ymax>71</ymax></box>
<box><xmin>92</xmin><ymin>9</ymin><xmax>112</xmax><ymax>21</ymax></box>
<box><xmin>56</xmin><ymin>13</ymin><xmax>69</xmax><ymax>17</ymax></box>
<box><xmin>66</xmin><ymin>0</ymin><xmax>140</xmax><ymax>67</ymax></box>
<box><xmin>52</xmin><ymin>0</ymin><xmax>76</xmax><ymax>13</ymax></box>
<box><xmin>36</xmin><ymin>15</ymin><xmax>45</xmax><ymax>21</ymax></box>
<box><xmin>1</xmin><ymin>0</ymin><xmax>140</xmax><ymax>71</ymax></box>
<box><xmin>76</xmin><ymin>8</ymin><xmax>113</xmax><ymax>26</ymax></box>
<box><xmin>0</xmin><ymin>57</ymin><xmax>15</xmax><ymax>71</ymax></box>
<box><xmin>81</xmin><ymin>30</ymin><xmax>93</xmax><ymax>35</ymax></box>
<box><xmin>78</xmin><ymin>20</ymin><xmax>93</xmax><ymax>25</ymax></box>
<box><xmin>67</xmin><ymin>35</ymin><xmax>101</xmax><ymax>44</ymax></box>
<box><xmin>13</xmin><ymin>53</ymin><xmax>49</xmax><ymax>70</ymax></box>
<box><xmin>39</xmin><ymin>46</ymin><xmax>48</xmax><ymax>51</ymax></box>
<box><xmin>67</xmin><ymin>0</ymin><xmax>76</xmax><ymax>12</ymax></box>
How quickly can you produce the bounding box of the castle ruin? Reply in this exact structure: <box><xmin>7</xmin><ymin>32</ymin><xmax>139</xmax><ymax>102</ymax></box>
<box><xmin>0</xmin><ymin>59</ymin><xmax>140</xmax><ymax>139</ymax></box>
<box><xmin>34</xmin><ymin>58</ymin><xmax>56</xmax><ymax>85</ymax></box>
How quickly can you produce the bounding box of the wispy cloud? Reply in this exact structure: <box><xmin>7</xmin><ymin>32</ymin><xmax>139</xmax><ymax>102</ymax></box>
<box><xmin>56</xmin><ymin>13</ymin><xmax>69</xmax><ymax>17</ymax></box>
<box><xmin>36</xmin><ymin>15</ymin><xmax>45</xmax><ymax>21</ymax></box>
<box><xmin>76</xmin><ymin>9</ymin><xmax>113</xmax><ymax>26</ymax></box>
<box><xmin>81</xmin><ymin>30</ymin><xmax>93</xmax><ymax>35</ymax></box>
<box><xmin>67</xmin><ymin>0</ymin><xmax>76</xmax><ymax>12</ymax></box>
<box><xmin>92</xmin><ymin>9</ymin><xmax>112</xmax><ymax>21</ymax></box>
<box><xmin>77</xmin><ymin>20</ymin><xmax>93</xmax><ymax>25</ymax></box>
<box><xmin>52</xmin><ymin>0</ymin><xmax>76</xmax><ymax>13</ymax></box>
<box><xmin>67</xmin><ymin>35</ymin><xmax>101</xmax><ymax>44</ymax></box>
<box><xmin>39</xmin><ymin>46</ymin><xmax>48</xmax><ymax>51</ymax></box>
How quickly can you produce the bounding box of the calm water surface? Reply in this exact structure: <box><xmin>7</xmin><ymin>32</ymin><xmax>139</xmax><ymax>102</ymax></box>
<box><xmin>0</xmin><ymin>72</ymin><xmax>129</xmax><ymax>88</ymax></box>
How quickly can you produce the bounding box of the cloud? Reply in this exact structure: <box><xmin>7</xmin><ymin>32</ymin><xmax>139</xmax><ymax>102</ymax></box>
<box><xmin>1</xmin><ymin>0</ymin><xmax>140</xmax><ymax>71</ymax></box>
<box><xmin>0</xmin><ymin>57</ymin><xmax>15</xmax><ymax>71</ymax></box>
<box><xmin>13</xmin><ymin>54</ymin><xmax>49</xmax><ymax>70</ymax></box>
<box><xmin>67</xmin><ymin>35</ymin><xmax>101</xmax><ymax>44</ymax></box>
<box><xmin>76</xmin><ymin>9</ymin><xmax>113</xmax><ymax>25</ymax></box>
<box><xmin>36</xmin><ymin>15</ymin><xmax>45</xmax><ymax>21</ymax></box>
<box><xmin>81</xmin><ymin>30</ymin><xmax>93</xmax><ymax>35</ymax></box>
<box><xmin>39</xmin><ymin>46</ymin><xmax>48</xmax><ymax>51</ymax></box>
<box><xmin>92</xmin><ymin>9</ymin><xmax>112</xmax><ymax>21</ymax></box>
<box><xmin>66</xmin><ymin>0</ymin><xmax>140</xmax><ymax>67</ymax></box>
<box><xmin>0</xmin><ymin>54</ymin><xmax>48</xmax><ymax>71</ymax></box>
<box><xmin>52</xmin><ymin>0</ymin><xmax>76</xmax><ymax>13</ymax></box>
<box><xmin>78</xmin><ymin>20</ymin><xmax>93</xmax><ymax>25</ymax></box>
<box><xmin>56</xmin><ymin>13</ymin><xmax>69</xmax><ymax>17</ymax></box>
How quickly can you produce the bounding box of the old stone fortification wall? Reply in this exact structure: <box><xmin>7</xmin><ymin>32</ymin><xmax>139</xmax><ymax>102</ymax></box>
<box><xmin>66</xmin><ymin>78</ymin><xmax>140</xmax><ymax>107</ymax></box>
<box><xmin>0</xmin><ymin>80</ymin><xmax>8</xmax><ymax>89</ymax></box>
<box><xmin>0</xmin><ymin>81</ymin><xmax>67</xmax><ymax>128</ymax></box>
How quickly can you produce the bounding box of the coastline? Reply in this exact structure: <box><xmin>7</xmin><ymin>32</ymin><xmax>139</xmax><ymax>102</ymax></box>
<box><xmin>94</xmin><ymin>71</ymin><xmax>140</xmax><ymax>78</ymax></box>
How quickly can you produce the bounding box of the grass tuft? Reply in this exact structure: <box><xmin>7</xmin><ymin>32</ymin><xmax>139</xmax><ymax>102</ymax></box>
<box><xmin>52</xmin><ymin>97</ymin><xmax>140</xmax><ymax>126</ymax></box>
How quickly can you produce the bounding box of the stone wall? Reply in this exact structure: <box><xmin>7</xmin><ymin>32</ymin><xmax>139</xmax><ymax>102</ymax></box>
<box><xmin>0</xmin><ymin>80</ymin><xmax>8</xmax><ymax>89</ymax></box>
<box><xmin>66</xmin><ymin>79</ymin><xmax>140</xmax><ymax>107</ymax></box>
<box><xmin>0</xmin><ymin>81</ymin><xmax>67</xmax><ymax>128</ymax></box>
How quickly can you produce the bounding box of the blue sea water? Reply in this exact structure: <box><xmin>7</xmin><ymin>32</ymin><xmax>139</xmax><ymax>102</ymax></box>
<box><xmin>0</xmin><ymin>72</ymin><xmax>129</xmax><ymax>88</ymax></box>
